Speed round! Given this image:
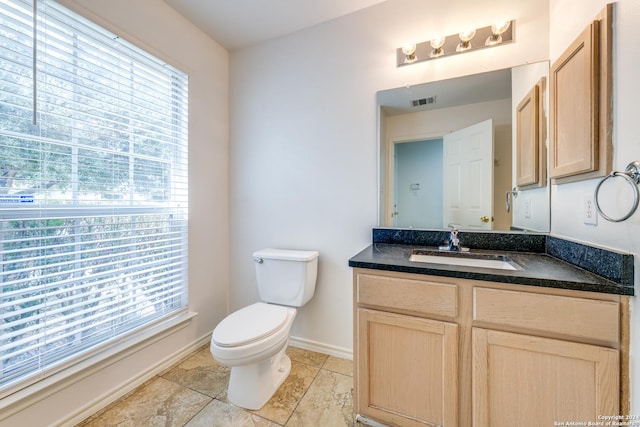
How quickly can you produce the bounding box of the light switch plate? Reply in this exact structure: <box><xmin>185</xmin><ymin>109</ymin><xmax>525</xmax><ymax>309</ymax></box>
<box><xmin>583</xmin><ymin>194</ymin><xmax>598</xmax><ymax>225</ymax></box>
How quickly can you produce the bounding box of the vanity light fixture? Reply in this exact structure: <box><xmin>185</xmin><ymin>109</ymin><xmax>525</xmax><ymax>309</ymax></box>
<box><xmin>429</xmin><ymin>34</ymin><xmax>446</xmax><ymax>58</ymax></box>
<box><xmin>396</xmin><ymin>20</ymin><xmax>515</xmax><ymax>67</ymax></box>
<box><xmin>401</xmin><ymin>42</ymin><xmax>417</xmax><ymax>63</ymax></box>
<box><xmin>456</xmin><ymin>28</ymin><xmax>476</xmax><ymax>52</ymax></box>
<box><xmin>485</xmin><ymin>20</ymin><xmax>511</xmax><ymax>46</ymax></box>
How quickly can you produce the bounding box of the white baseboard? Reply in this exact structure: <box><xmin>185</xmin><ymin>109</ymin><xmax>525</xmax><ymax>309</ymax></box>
<box><xmin>60</xmin><ymin>333</ymin><xmax>212</xmax><ymax>427</ymax></box>
<box><xmin>289</xmin><ymin>336</ymin><xmax>353</xmax><ymax>361</ymax></box>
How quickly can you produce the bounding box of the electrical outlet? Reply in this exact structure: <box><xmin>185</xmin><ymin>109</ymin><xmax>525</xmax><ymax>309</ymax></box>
<box><xmin>583</xmin><ymin>194</ymin><xmax>598</xmax><ymax>225</ymax></box>
<box><xmin>524</xmin><ymin>198</ymin><xmax>532</xmax><ymax>219</ymax></box>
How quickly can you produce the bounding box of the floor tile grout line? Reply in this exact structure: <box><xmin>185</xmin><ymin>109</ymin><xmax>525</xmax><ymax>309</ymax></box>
<box><xmin>281</xmin><ymin>361</ymin><xmax>325</xmax><ymax>426</ymax></box>
<box><xmin>161</xmin><ymin>372</ymin><xmax>220</xmax><ymax>427</ymax></box>
<box><xmin>179</xmin><ymin>395</ymin><xmax>213</xmax><ymax>427</ymax></box>
<box><xmin>250</xmin><ymin>408</ymin><xmax>284</xmax><ymax>426</ymax></box>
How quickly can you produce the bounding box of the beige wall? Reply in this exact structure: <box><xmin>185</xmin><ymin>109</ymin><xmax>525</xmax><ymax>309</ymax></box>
<box><xmin>229</xmin><ymin>0</ymin><xmax>549</xmax><ymax>356</ymax></box>
<box><xmin>0</xmin><ymin>0</ymin><xmax>229</xmax><ymax>425</ymax></box>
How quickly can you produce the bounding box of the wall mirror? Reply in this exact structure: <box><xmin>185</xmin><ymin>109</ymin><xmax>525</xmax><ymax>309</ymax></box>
<box><xmin>377</xmin><ymin>61</ymin><xmax>551</xmax><ymax>233</ymax></box>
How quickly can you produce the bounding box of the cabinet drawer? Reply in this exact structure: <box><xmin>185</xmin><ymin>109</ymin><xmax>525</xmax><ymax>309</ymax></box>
<box><xmin>357</xmin><ymin>273</ymin><xmax>457</xmax><ymax>318</ymax></box>
<box><xmin>473</xmin><ymin>287</ymin><xmax>619</xmax><ymax>343</ymax></box>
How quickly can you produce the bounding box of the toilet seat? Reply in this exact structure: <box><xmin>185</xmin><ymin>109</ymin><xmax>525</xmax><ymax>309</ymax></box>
<box><xmin>212</xmin><ymin>302</ymin><xmax>288</xmax><ymax>347</ymax></box>
<box><xmin>210</xmin><ymin>303</ymin><xmax>296</xmax><ymax>367</ymax></box>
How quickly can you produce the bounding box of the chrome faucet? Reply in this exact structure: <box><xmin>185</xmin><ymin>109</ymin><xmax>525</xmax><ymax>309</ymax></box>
<box><xmin>447</xmin><ymin>224</ymin><xmax>461</xmax><ymax>251</ymax></box>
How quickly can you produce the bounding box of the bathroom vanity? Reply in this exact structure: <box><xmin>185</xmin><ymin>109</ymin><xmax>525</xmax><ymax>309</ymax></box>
<box><xmin>349</xmin><ymin>229</ymin><xmax>633</xmax><ymax>427</ymax></box>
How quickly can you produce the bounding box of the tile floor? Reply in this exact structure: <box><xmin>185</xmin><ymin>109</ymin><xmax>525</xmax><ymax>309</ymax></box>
<box><xmin>76</xmin><ymin>345</ymin><xmax>355</xmax><ymax>427</ymax></box>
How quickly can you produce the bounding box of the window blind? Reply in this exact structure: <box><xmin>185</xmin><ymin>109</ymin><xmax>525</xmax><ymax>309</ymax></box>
<box><xmin>0</xmin><ymin>0</ymin><xmax>189</xmax><ymax>396</ymax></box>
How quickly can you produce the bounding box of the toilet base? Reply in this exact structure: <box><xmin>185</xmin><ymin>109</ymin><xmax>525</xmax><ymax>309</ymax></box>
<box><xmin>227</xmin><ymin>346</ymin><xmax>292</xmax><ymax>410</ymax></box>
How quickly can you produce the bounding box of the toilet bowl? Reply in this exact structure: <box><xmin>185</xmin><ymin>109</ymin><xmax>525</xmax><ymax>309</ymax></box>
<box><xmin>209</xmin><ymin>248</ymin><xmax>319</xmax><ymax>410</ymax></box>
<box><xmin>210</xmin><ymin>302</ymin><xmax>297</xmax><ymax>409</ymax></box>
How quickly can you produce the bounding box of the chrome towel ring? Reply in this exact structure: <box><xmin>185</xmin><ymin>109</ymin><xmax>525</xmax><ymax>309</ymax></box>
<box><xmin>594</xmin><ymin>161</ymin><xmax>640</xmax><ymax>222</ymax></box>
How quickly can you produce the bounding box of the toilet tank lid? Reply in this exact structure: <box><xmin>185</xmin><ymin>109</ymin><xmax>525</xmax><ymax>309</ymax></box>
<box><xmin>253</xmin><ymin>248</ymin><xmax>319</xmax><ymax>261</ymax></box>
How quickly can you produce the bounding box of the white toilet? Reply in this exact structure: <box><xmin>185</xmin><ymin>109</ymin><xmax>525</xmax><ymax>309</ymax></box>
<box><xmin>210</xmin><ymin>248</ymin><xmax>319</xmax><ymax>410</ymax></box>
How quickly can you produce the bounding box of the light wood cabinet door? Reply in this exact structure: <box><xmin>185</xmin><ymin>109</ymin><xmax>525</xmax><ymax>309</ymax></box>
<box><xmin>549</xmin><ymin>21</ymin><xmax>599</xmax><ymax>179</ymax></box>
<box><xmin>516</xmin><ymin>79</ymin><xmax>545</xmax><ymax>189</ymax></box>
<box><xmin>356</xmin><ymin>308</ymin><xmax>458</xmax><ymax>427</ymax></box>
<box><xmin>549</xmin><ymin>4</ymin><xmax>613</xmax><ymax>183</ymax></box>
<box><xmin>472</xmin><ymin>328</ymin><xmax>619</xmax><ymax>427</ymax></box>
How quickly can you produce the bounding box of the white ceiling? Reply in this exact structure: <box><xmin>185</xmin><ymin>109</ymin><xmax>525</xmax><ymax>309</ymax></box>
<box><xmin>163</xmin><ymin>0</ymin><xmax>388</xmax><ymax>50</ymax></box>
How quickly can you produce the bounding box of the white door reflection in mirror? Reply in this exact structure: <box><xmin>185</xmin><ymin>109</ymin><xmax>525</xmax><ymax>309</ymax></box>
<box><xmin>443</xmin><ymin>119</ymin><xmax>493</xmax><ymax>230</ymax></box>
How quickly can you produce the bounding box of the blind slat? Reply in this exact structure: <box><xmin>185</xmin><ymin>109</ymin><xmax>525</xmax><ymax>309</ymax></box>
<box><xmin>1</xmin><ymin>277</ymin><xmax>185</xmax><ymax>343</ymax></box>
<box><xmin>0</xmin><ymin>249</ymin><xmax>186</xmax><ymax>294</ymax></box>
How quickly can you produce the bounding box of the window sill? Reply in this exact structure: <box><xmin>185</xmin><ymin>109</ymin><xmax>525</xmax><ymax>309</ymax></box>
<box><xmin>0</xmin><ymin>310</ymin><xmax>198</xmax><ymax>421</ymax></box>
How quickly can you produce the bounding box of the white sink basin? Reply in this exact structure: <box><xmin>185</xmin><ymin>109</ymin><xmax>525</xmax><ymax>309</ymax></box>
<box><xmin>409</xmin><ymin>252</ymin><xmax>520</xmax><ymax>271</ymax></box>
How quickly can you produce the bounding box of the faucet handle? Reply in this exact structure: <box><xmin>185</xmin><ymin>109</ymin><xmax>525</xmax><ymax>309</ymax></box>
<box><xmin>447</xmin><ymin>223</ymin><xmax>460</xmax><ymax>231</ymax></box>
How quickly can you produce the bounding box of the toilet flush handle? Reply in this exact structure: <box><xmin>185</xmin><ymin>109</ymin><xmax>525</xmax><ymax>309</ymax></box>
<box><xmin>253</xmin><ymin>257</ymin><xmax>263</xmax><ymax>264</ymax></box>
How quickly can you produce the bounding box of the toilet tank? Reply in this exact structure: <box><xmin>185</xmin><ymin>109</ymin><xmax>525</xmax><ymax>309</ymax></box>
<box><xmin>253</xmin><ymin>248</ymin><xmax>319</xmax><ymax>307</ymax></box>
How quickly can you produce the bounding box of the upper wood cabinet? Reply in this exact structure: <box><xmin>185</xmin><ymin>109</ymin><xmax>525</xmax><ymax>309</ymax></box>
<box><xmin>549</xmin><ymin>4</ymin><xmax>612</xmax><ymax>183</ymax></box>
<box><xmin>516</xmin><ymin>78</ymin><xmax>546</xmax><ymax>188</ymax></box>
<box><xmin>549</xmin><ymin>21</ymin><xmax>599</xmax><ymax>178</ymax></box>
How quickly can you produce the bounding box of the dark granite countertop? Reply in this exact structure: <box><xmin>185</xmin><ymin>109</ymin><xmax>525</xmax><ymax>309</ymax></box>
<box><xmin>348</xmin><ymin>229</ymin><xmax>635</xmax><ymax>296</ymax></box>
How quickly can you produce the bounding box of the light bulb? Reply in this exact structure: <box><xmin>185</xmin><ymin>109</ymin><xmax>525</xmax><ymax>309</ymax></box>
<box><xmin>457</xmin><ymin>28</ymin><xmax>476</xmax><ymax>52</ymax></box>
<box><xmin>492</xmin><ymin>20</ymin><xmax>511</xmax><ymax>35</ymax></box>
<box><xmin>429</xmin><ymin>34</ymin><xmax>446</xmax><ymax>58</ymax></box>
<box><xmin>401</xmin><ymin>42</ymin><xmax>416</xmax><ymax>56</ymax></box>
<box><xmin>401</xmin><ymin>42</ymin><xmax>417</xmax><ymax>63</ymax></box>
<box><xmin>458</xmin><ymin>28</ymin><xmax>476</xmax><ymax>42</ymax></box>
<box><xmin>486</xmin><ymin>20</ymin><xmax>510</xmax><ymax>46</ymax></box>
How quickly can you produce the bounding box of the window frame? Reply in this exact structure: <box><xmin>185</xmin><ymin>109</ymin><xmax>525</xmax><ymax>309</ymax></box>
<box><xmin>0</xmin><ymin>0</ymin><xmax>190</xmax><ymax>403</ymax></box>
